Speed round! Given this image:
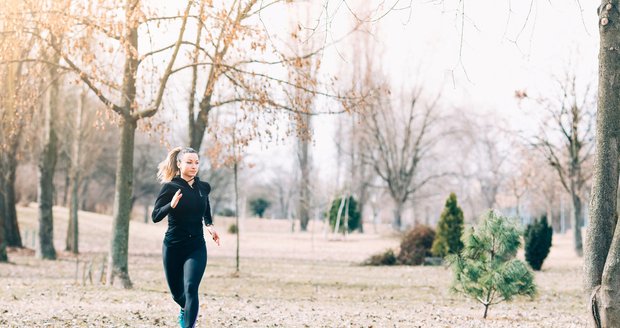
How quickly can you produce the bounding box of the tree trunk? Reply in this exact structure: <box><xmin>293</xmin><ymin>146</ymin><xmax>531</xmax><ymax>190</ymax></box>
<box><xmin>343</xmin><ymin>194</ymin><xmax>349</xmax><ymax>237</ymax></box>
<box><xmin>1</xmin><ymin>61</ymin><xmax>21</xmax><ymax>253</ymax></box>
<box><xmin>357</xmin><ymin>164</ymin><xmax>369</xmax><ymax>234</ymax></box>
<box><xmin>106</xmin><ymin>116</ymin><xmax>137</xmax><ymax>288</ymax></box>
<box><xmin>144</xmin><ymin>203</ymin><xmax>149</xmax><ymax>223</ymax></box>
<box><xmin>2</xmin><ymin>111</ymin><xmax>22</xmax><ymax>247</ymax></box>
<box><xmin>80</xmin><ymin>177</ymin><xmax>90</xmax><ymax>211</ymax></box>
<box><xmin>0</xmin><ymin>192</ymin><xmax>8</xmax><ymax>262</ymax></box>
<box><xmin>585</xmin><ymin>2</ymin><xmax>620</xmax><ymax>326</ymax></box>
<box><xmin>234</xmin><ymin>159</ymin><xmax>240</xmax><ymax>274</ymax></box>
<box><xmin>66</xmin><ymin>173</ymin><xmax>79</xmax><ymax>254</ymax></box>
<box><xmin>187</xmin><ymin>1</ymin><xmax>205</xmax><ymax>151</ymax></box>
<box><xmin>37</xmin><ymin>51</ymin><xmax>61</xmax><ymax>260</ymax></box>
<box><xmin>3</xmin><ymin>159</ymin><xmax>21</xmax><ymax>247</ymax></box>
<box><xmin>333</xmin><ymin>196</ymin><xmax>346</xmax><ymax>234</ymax></box>
<box><xmin>106</xmin><ymin>0</ymin><xmax>141</xmax><ymax>288</ymax></box>
<box><xmin>392</xmin><ymin>200</ymin><xmax>404</xmax><ymax>230</ymax></box>
<box><xmin>190</xmin><ymin>101</ymin><xmax>210</xmax><ymax>151</ymax></box>
<box><xmin>66</xmin><ymin>90</ymin><xmax>83</xmax><ymax>254</ymax></box>
<box><xmin>66</xmin><ymin>215</ymin><xmax>73</xmax><ymax>251</ymax></box>
<box><xmin>233</xmin><ymin>123</ymin><xmax>240</xmax><ymax>274</ymax></box>
<box><xmin>297</xmin><ymin>126</ymin><xmax>311</xmax><ymax>231</ymax></box>
<box><xmin>571</xmin><ymin>192</ymin><xmax>583</xmax><ymax>256</ymax></box>
<box><xmin>62</xmin><ymin>167</ymin><xmax>70</xmax><ymax>207</ymax></box>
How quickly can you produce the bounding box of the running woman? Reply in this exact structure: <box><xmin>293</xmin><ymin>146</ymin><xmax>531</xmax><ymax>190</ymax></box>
<box><xmin>152</xmin><ymin>146</ymin><xmax>220</xmax><ymax>328</ymax></box>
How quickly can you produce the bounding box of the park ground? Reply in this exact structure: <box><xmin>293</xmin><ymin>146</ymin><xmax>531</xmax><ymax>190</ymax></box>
<box><xmin>1</xmin><ymin>204</ymin><xmax>587</xmax><ymax>327</ymax></box>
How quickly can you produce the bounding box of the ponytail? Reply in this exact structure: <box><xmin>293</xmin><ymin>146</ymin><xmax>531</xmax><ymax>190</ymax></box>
<box><xmin>157</xmin><ymin>146</ymin><xmax>198</xmax><ymax>183</ymax></box>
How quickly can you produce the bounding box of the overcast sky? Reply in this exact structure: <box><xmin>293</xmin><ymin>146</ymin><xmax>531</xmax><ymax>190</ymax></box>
<box><xmin>256</xmin><ymin>0</ymin><xmax>600</xmax><ymax>183</ymax></box>
<box><xmin>144</xmin><ymin>1</ymin><xmax>599</xmax><ymax>190</ymax></box>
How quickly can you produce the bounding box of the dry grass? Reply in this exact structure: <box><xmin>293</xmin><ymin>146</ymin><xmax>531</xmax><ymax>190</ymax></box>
<box><xmin>1</xmin><ymin>204</ymin><xmax>587</xmax><ymax>327</ymax></box>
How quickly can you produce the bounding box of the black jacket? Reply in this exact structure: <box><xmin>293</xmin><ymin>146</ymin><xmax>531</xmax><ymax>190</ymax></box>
<box><xmin>152</xmin><ymin>176</ymin><xmax>213</xmax><ymax>247</ymax></box>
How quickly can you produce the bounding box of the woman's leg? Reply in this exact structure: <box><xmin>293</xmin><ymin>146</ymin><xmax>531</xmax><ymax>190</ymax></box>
<box><xmin>182</xmin><ymin>243</ymin><xmax>207</xmax><ymax>328</ymax></box>
<box><xmin>162</xmin><ymin>243</ymin><xmax>187</xmax><ymax>308</ymax></box>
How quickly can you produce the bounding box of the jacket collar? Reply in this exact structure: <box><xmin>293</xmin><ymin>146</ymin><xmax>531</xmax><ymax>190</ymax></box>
<box><xmin>172</xmin><ymin>175</ymin><xmax>200</xmax><ymax>186</ymax></box>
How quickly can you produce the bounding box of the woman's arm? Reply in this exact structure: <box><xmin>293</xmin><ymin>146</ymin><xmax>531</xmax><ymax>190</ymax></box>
<box><xmin>151</xmin><ymin>184</ymin><xmax>176</xmax><ymax>223</ymax></box>
<box><xmin>202</xmin><ymin>182</ymin><xmax>220</xmax><ymax>246</ymax></box>
<box><xmin>202</xmin><ymin>182</ymin><xmax>213</xmax><ymax>226</ymax></box>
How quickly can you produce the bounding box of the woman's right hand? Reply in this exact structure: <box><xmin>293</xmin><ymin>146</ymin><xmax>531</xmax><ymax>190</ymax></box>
<box><xmin>171</xmin><ymin>189</ymin><xmax>182</xmax><ymax>208</ymax></box>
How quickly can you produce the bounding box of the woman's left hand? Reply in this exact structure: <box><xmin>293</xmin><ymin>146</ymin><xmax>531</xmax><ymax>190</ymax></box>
<box><xmin>207</xmin><ymin>226</ymin><xmax>220</xmax><ymax>246</ymax></box>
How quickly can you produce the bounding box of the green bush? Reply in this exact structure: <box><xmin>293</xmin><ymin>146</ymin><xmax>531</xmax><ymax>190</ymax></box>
<box><xmin>328</xmin><ymin>196</ymin><xmax>361</xmax><ymax>233</ymax></box>
<box><xmin>398</xmin><ymin>225</ymin><xmax>436</xmax><ymax>265</ymax></box>
<box><xmin>218</xmin><ymin>208</ymin><xmax>236</xmax><ymax>217</ymax></box>
<box><xmin>249</xmin><ymin>197</ymin><xmax>271</xmax><ymax>218</ymax></box>
<box><xmin>447</xmin><ymin>210</ymin><xmax>537</xmax><ymax>319</ymax></box>
<box><xmin>524</xmin><ymin>215</ymin><xmax>553</xmax><ymax>271</ymax></box>
<box><xmin>363</xmin><ymin>249</ymin><xmax>397</xmax><ymax>266</ymax></box>
<box><xmin>228</xmin><ymin>223</ymin><xmax>238</xmax><ymax>234</ymax></box>
<box><xmin>432</xmin><ymin>192</ymin><xmax>464</xmax><ymax>258</ymax></box>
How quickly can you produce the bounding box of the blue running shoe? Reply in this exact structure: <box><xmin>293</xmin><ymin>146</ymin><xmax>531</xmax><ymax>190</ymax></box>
<box><xmin>178</xmin><ymin>308</ymin><xmax>185</xmax><ymax>328</ymax></box>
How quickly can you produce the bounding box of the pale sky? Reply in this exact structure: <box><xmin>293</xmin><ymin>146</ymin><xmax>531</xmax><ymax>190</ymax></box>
<box><xmin>141</xmin><ymin>0</ymin><xmax>599</xmax><ymax>202</ymax></box>
<box><xmin>276</xmin><ymin>0</ymin><xmax>600</xmax><ymax>185</ymax></box>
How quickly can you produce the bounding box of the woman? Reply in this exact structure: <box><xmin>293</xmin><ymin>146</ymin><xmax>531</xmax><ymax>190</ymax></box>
<box><xmin>152</xmin><ymin>147</ymin><xmax>220</xmax><ymax>328</ymax></box>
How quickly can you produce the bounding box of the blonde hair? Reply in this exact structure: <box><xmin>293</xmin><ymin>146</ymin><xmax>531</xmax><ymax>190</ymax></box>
<box><xmin>157</xmin><ymin>146</ymin><xmax>198</xmax><ymax>183</ymax></box>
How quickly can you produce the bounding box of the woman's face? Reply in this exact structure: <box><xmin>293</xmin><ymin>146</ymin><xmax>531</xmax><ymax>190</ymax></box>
<box><xmin>178</xmin><ymin>153</ymin><xmax>199</xmax><ymax>179</ymax></box>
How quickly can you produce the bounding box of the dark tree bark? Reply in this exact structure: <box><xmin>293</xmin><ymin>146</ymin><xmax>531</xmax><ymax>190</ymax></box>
<box><xmin>37</xmin><ymin>46</ymin><xmax>60</xmax><ymax>260</ymax></box>
<box><xmin>3</xmin><ymin>147</ymin><xmax>21</xmax><ymax>247</ymax></box>
<box><xmin>585</xmin><ymin>2</ymin><xmax>620</xmax><ymax>326</ymax></box>
<box><xmin>106</xmin><ymin>116</ymin><xmax>137</xmax><ymax>288</ymax></box>
<box><xmin>1</xmin><ymin>62</ymin><xmax>24</xmax><ymax>248</ymax></box>
<box><xmin>65</xmin><ymin>89</ymin><xmax>84</xmax><ymax>254</ymax></box>
<box><xmin>297</xmin><ymin>115</ymin><xmax>311</xmax><ymax>231</ymax></box>
<box><xmin>0</xmin><ymin>192</ymin><xmax>8</xmax><ymax>262</ymax></box>
<box><xmin>187</xmin><ymin>0</ymin><xmax>206</xmax><ymax>151</ymax></box>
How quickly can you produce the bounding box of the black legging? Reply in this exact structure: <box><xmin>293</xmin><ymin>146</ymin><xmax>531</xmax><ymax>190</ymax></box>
<box><xmin>162</xmin><ymin>241</ymin><xmax>207</xmax><ymax>328</ymax></box>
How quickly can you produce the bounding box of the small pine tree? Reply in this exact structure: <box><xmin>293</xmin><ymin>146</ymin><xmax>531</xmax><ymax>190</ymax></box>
<box><xmin>447</xmin><ymin>210</ymin><xmax>537</xmax><ymax>319</ymax></box>
<box><xmin>431</xmin><ymin>193</ymin><xmax>464</xmax><ymax>258</ymax></box>
<box><xmin>524</xmin><ymin>215</ymin><xmax>553</xmax><ymax>271</ymax></box>
<box><xmin>249</xmin><ymin>198</ymin><xmax>270</xmax><ymax>218</ymax></box>
<box><xmin>328</xmin><ymin>196</ymin><xmax>361</xmax><ymax>233</ymax></box>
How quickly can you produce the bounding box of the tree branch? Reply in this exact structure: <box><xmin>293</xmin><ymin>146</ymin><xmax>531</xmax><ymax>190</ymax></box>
<box><xmin>49</xmin><ymin>37</ymin><xmax>123</xmax><ymax>114</ymax></box>
<box><xmin>138</xmin><ymin>41</ymin><xmax>210</xmax><ymax>64</ymax></box>
<box><xmin>135</xmin><ymin>0</ymin><xmax>194</xmax><ymax>119</ymax></box>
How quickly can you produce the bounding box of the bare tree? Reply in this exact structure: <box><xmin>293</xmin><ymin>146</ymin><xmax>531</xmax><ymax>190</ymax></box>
<box><xmin>181</xmin><ymin>0</ymin><xmax>357</xmax><ymax>231</ymax></box>
<box><xmin>268</xmin><ymin>166</ymin><xmax>297</xmax><ymax>220</ymax></box>
<box><xmin>203</xmin><ymin>166</ymin><xmax>234</xmax><ymax>216</ymax></box>
<box><xmin>342</xmin><ymin>28</ymin><xmax>378</xmax><ymax>234</ymax></box>
<box><xmin>0</xmin><ymin>3</ymin><xmax>28</xmax><ymax>259</ymax></box>
<box><xmin>0</xmin><ymin>0</ymin><xmax>45</xmax><ymax>251</ymax></box>
<box><xmin>130</xmin><ymin>139</ymin><xmax>164</xmax><ymax>219</ymax></box>
<box><xmin>13</xmin><ymin>0</ymin><xmax>196</xmax><ymax>287</ymax></box>
<box><xmin>181</xmin><ymin>0</ymin><xmax>361</xmax><ymax>151</ymax></box>
<box><xmin>286</xmin><ymin>7</ymin><xmax>322</xmax><ymax>232</ymax></box>
<box><xmin>295</xmin><ymin>113</ymin><xmax>312</xmax><ymax>231</ymax></box>
<box><xmin>455</xmin><ymin>115</ymin><xmax>513</xmax><ymax>217</ymax></box>
<box><xmin>36</xmin><ymin>33</ymin><xmax>64</xmax><ymax>260</ymax></box>
<box><xmin>519</xmin><ymin>71</ymin><xmax>595</xmax><ymax>256</ymax></box>
<box><xmin>65</xmin><ymin>88</ymin><xmax>87</xmax><ymax>254</ymax></box>
<box><xmin>506</xmin><ymin>146</ymin><xmax>536</xmax><ymax>220</ymax></box>
<box><xmin>361</xmin><ymin>88</ymin><xmax>442</xmax><ymax>230</ymax></box>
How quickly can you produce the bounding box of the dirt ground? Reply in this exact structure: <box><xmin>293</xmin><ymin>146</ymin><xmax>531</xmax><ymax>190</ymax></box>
<box><xmin>1</xmin><ymin>205</ymin><xmax>587</xmax><ymax>327</ymax></box>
